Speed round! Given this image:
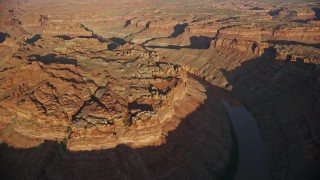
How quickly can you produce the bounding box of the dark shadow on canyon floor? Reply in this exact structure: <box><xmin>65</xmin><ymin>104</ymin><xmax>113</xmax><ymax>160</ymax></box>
<box><xmin>110</xmin><ymin>37</ymin><xmax>127</xmax><ymax>45</ymax></box>
<box><xmin>313</xmin><ymin>7</ymin><xmax>320</xmax><ymax>20</ymax></box>
<box><xmin>146</xmin><ymin>36</ymin><xmax>212</xmax><ymax>50</ymax></box>
<box><xmin>0</xmin><ymin>86</ymin><xmax>235</xmax><ymax>179</ymax></box>
<box><xmin>27</xmin><ymin>54</ymin><xmax>78</xmax><ymax>65</ymax></box>
<box><xmin>54</xmin><ymin>35</ymin><xmax>73</xmax><ymax>40</ymax></box>
<box><xmin>0</xmin><ymin>32</ymin><xmax>10</xmax><ymax>43</ymax></box>
<box><xmin>170</xmin><ymin>23</ymin><xmax>188</xmax><ymax>38</ymax></box>
<box><xmin>26</xmin><ymin>34</ymin><xmax>42</xmax><ymax>44</ymax></box>
<box><xmin>219</xmin><ymin>47</ymin><xmax>320</xmax><ymax>180</ymax></box>
<box><xmin>268</xmin><ymin>8</ymin><xmax>284</xmax><ymax>16</ymax></box>
<box><xmin>108</xmin><ymin>37</ymin><xmax>128</xmax><ymax>50</ymax></box>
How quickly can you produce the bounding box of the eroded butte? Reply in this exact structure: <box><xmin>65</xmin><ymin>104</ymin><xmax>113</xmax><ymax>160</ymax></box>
<box><xmin>0</xmin><ymin>30</ymin><xmax>232</xmax><ymax>180</ymax></box>
<box><xmin>0</xmin><ymin>0</ymin><xmax>320</xmax><ymax>179</ymax></box>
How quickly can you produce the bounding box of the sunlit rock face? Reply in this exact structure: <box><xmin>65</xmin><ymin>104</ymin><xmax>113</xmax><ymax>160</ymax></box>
<box><xmin>0</xmin><ymin>36</ymin><xmax>199</xmax><ymax>150</ymax></box>
<box><xmin>0</xmin><ymin>36</ymin><xmax>232</xmax><ymax>179</ymax></box>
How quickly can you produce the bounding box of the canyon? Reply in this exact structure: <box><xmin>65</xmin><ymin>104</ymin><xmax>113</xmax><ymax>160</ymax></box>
<box><xmin>0</xmin><ymin>0</ymin><xmax>320</xmax><ymax>179</ymax></box>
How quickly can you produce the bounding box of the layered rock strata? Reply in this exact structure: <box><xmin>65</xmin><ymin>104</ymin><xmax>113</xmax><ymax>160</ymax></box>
<box><xmin>0</xmin><ymin>36</ymin><xmax>233</xmax><ymax>179</ymax></box>
<box><xmin>0</xmin><ymin>37</ymin><xmax>185</xmax><ymax>151</ymax></box>
<box><xmin>157</xmin><ymin>46</ymin><xmax>320</xmax><ymax>179</ymax></box>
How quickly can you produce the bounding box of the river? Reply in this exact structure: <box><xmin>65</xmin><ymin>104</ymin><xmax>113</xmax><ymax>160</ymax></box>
<box><xmin>221</xmin><ymin>99</ymin><xmax>271</xmax><ymax>180</ymax></box>
<box><xmin>198</xmin><ymin>74</ymin><xmax>271</xmax><ymax>180</ymax></box>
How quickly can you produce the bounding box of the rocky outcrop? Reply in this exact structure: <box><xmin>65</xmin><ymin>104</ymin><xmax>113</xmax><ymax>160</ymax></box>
<box><xmin>278</xmin><ymin>8</ymin><xmax>316</xmax><ymax>20</ymax></box>
<box><xmin>0</xmin><ymin>35</ymin><xmax>233</xmax><ymax>179</ymax></box>
<box><xmin>211</xmin><ymin>38</ymin><xmax>270</xmax><ymax>55</ymax></box>
<box><xmin>0</xmin><ymin>37</ymin><xmax>186</xmax><ymax>151</ymax></box>
<box><xmin>212</xmin><ymin>24</ymin><xmax>320</xmax><ymax>56</ymax></box>
<box><xmin>42</xmin><ymin>23</ymin><xmax>93</xmax><ymax>38</ymax></box>
<box><xmin>157</xmin><ymin>46</ymin><xmax>320</xmax><ymax>180</ymax></box>
<box><xmin>217</xmin><ymin>25</ymin><xmax>320</xmax><ymax>44</ymax></box>
<box><xmin>185</xmin><ymin>25</ymin><xmax>219</xmax><ymax>37</ymax></box>
<box><xmin>0</xmin><ymin>73</ymin><xmax>232</xmax><ymax>179</ymax></box>
<box><xmin>274</xmin><ymin>44</ymin><xmax>320</xmax><ymax>64</ymax></box>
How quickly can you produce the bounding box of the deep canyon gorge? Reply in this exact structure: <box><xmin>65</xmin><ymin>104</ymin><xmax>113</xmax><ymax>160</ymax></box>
<box><xmin>0</xmin><ymin>0</ymin><xmax>319</xmax><ymax>179</ymax></box>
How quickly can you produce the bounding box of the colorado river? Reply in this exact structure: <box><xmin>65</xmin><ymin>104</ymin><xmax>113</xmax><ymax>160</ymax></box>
<box><xmin>221</xmin><ymin>99</ymin><xmax>271</xmax><ymax>180</ymax></box>
<box><xmin>197</xmin><ymin>73</ymin><xmax>271</xmax><ymax>180</ymax></box>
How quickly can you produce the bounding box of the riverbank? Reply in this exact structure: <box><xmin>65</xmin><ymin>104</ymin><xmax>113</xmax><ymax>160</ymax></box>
<box><xmin>188</xmin><ymin>72</ymin><xmax>271</xmax><ymax>180</ymax></box>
